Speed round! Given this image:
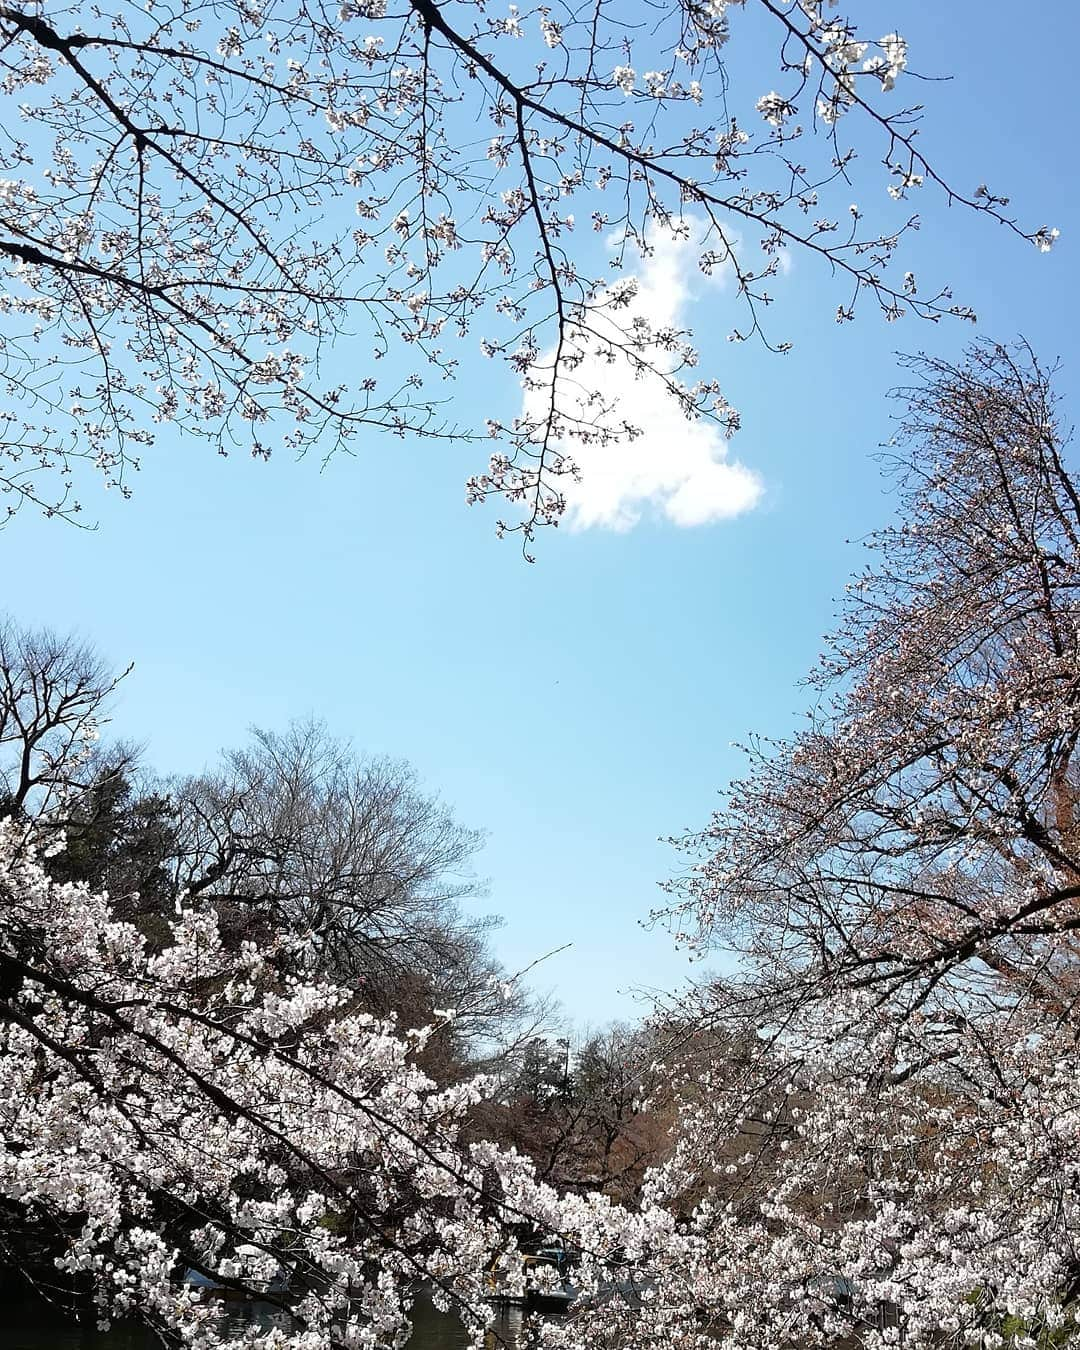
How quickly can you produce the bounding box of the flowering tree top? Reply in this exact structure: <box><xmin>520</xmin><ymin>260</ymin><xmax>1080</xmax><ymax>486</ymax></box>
<box><xmin>0</xmin><ymin>0</ymin><xmax>1056</xmax><ymax>551</ymax></box>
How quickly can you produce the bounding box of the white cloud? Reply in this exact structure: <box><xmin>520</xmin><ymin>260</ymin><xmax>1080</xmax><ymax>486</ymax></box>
<box><xmin>521</xmin><ymin>223</ymin><xmax>764</xmax><ymax>533</ymax></box>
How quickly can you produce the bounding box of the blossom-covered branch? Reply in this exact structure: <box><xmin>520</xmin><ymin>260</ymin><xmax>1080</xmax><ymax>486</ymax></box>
<box><xmin>0</xmin><ymin>0</ymin><xmax>1053</xmax><ymax>549</ymax></box>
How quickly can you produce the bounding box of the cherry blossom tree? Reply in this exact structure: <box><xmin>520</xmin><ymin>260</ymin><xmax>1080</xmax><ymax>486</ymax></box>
<box><xmin>0</xmin><ymin>819</ymin><xmax>686</xmax><ymax>1349</ymax></box>
<box><xmin>668</xmin><ymin>340</ymin><xmax>1080</xmax><ymax>1014</ymax></box>
<box><xmin>0</xmin><ymin>0</ymin><xmax>1055</xmax><ymax>551</ymax></box>
<box><xmin>631</xmin><ymin>342</ymin><xmax>1080</xmax><ymax>1350</ymax></box>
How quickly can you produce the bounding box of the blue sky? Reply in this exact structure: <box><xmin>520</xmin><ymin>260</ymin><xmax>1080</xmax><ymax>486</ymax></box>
<box><xmin>6</xmin><ymin>1</ymin><xmax>1078</xmax><ymax>1027</ymax></box>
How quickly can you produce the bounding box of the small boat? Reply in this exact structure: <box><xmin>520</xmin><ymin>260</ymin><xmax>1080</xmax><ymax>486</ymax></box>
<box><xmin>525</xmin><ymin>1284</ymin><xmax>576</xmax><ymax>1313</ymax></box>
<box><xmin>182</xmin><ymin>1268</ymin><xmax>290</xmax><ymax>1300</ymax></box>
<box><xmin>485</xmin><ymin>1245</ymin><xmax>578</xmax><ymax>1312</ymax></box>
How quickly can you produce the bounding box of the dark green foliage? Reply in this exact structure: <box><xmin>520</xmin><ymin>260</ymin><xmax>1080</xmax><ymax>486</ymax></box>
<box><xmin>45</xmin><ymin>768</ymin><xmax>178</xmax><ymax>923</ymax></box>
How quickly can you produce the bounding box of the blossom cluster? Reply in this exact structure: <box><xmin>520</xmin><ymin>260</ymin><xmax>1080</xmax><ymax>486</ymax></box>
<box><xmin>0</xmin><ymin>822</ymin><xmax>687</xmax><ymax>1348</ymax></box>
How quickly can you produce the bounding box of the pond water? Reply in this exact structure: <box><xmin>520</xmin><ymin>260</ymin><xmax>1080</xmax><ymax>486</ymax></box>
<box><xmin>1</xmin><ymin>1286</ymin><xmax>532</xmax><ymax>1349</ymax></box>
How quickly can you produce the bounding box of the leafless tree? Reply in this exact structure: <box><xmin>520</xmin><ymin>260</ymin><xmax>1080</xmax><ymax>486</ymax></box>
<box><xmin>0</xmin><ymin>616</ymin><xmax>131</xmax><ymax>820</ymax></box>
<box><xmin>168</xmin><ymin>720</ymin><xmax>521</xmax><ymax>1040</ymax></box>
